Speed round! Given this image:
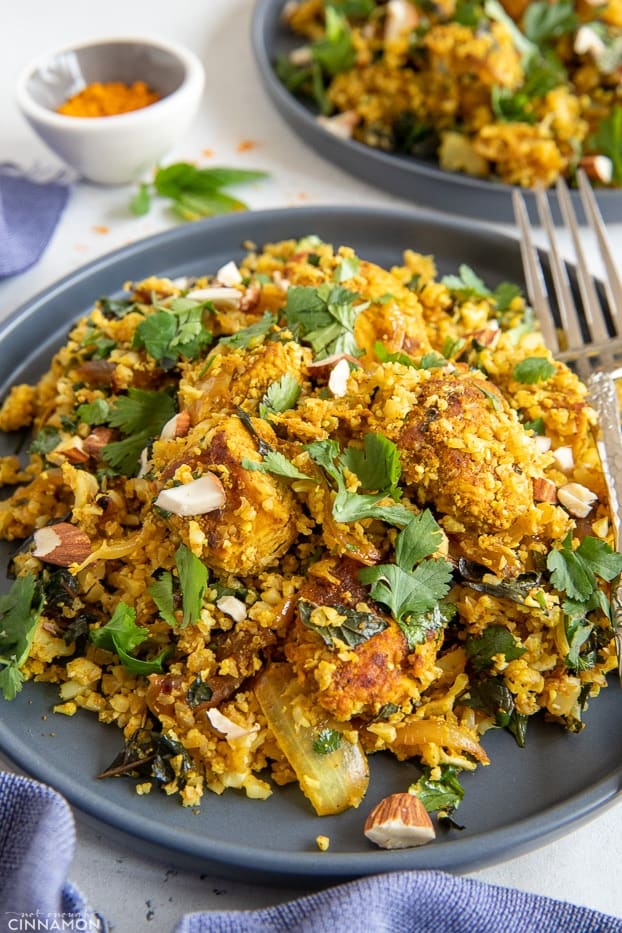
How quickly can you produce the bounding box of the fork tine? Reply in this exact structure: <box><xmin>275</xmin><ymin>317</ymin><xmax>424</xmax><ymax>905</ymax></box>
<box><xmin>534</xmin><ymin>188</ymin><xmax>584</xmax><ymax>351</ymax></box>
<box><xmin>556</xmin><ymin>177</ymin><xmax>610</xmax><ymax>344</ymax></box>
<box><xmin>577</xmin><ymin>168</ymin><xmax>622</xmax><ymax>332</ymax></box>
<box><xmin>511</xmin><ymin>190</ymin><xmax>559</xmax><ymax>353</ymax></box>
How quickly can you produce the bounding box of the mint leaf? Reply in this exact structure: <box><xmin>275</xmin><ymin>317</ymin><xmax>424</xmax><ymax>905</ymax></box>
<box><xmin>411</xmin><ymin>764</ymin><xmax>465</xmax><ymax>813</ymax></box>
<box><xmin>465</xmin><ymin>625</ymin><xmax>525</xmax><ymax>672</ymax></box>
<box><xmin>130</xmin><ymin>182</ymin><xmax>151</xmax><ymax>216</ymax></box>
<box><xmin>313</xmin><ymin>727</ymin><xmax>343</xmax><ymax>755</ymax></box>
<box><xmin>298</xmin><ymin>598</ymin><xmax>388</xmax><ymax>648</ymax></box>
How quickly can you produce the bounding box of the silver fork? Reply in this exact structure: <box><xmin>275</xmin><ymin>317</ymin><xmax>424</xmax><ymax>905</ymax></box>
<box><xmin>512</xmin><ymin>170</ymin><xmax>622</xmax><ymax>677</ymax></box>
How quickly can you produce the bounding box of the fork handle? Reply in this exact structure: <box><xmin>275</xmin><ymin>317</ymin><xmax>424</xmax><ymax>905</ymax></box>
<box><xmin>587</xmin><ymin>372</ymin><xmax>622</xmax><ymax>679</ymax></box>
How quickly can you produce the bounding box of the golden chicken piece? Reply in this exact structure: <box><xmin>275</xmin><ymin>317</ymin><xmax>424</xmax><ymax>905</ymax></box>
<box><xmin>285</xmin><ymin>558</ymin><xmax>438</xmax><ymax>720</ymax></box>
<box><xmin>180</xmin><ymin>338</ymin><xmax>312</xmax><ymax>424</ymax></box>
<box><xmin>152</xmin><ymin>414</ymin><xmax>302</xmax><ymax>575</ymax></box>
<box><xmin>395</xmin><ymin>367</ymin><xmax>537</xmax><ymax>532</ymax></box>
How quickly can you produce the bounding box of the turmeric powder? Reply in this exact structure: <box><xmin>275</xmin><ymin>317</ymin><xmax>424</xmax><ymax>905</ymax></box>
<box><xmin>57</xmin><ymin>81</ymin><xmax>160</xmax><ymax>117</ymax></box>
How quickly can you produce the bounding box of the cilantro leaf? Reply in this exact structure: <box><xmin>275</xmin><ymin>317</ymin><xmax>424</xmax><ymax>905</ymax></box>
<box><xmin>133</xmin><ymin>298</ymin><xmax>212</xmax><ymax>366</ymax></box>
<box><xmin>298</xmin><ymin>598</ymin><xmax>388</xmax><ymax>648</ymax></box>
<box><xmin>218</xmin><ymin>312</ymin><xmax>276</xmax><ymax>349</ymax></box>
<box><xmin>259</xmin><ymin>374</ymin><xmax>301</xmax><ymax>419</ymax></box>
<box><xmin>333</xmin><ymin>255</ymin><xmax>360</xmax><ymax>282</ymax></box>
<box><xmin>359</xmin><ymin>559</ymin><xmax>453</xmax><ymax>623</ymax></box>
<box><xmin>312</xmin><ymin>727</ymin><xmax>343</xmax><ymax>755</ymax></box>
<box><xmin>395</xmin><ymin>510</ymin><xmax>445</xmax><ymax>570</ymax></box>
<box><xmin>312</xmin><ymin>5</ymin><xmax>357</xmax><ymax>75</ymax></box>
<box><xmin>242</xmin><ymin>450</ymin><xmax>311</xmax><ymax>481</ymax></box>
<box><xmin>102</xmin><ymin>388</ymin><xmax>176</xmax><ymax>476</ymax></box>
<box><xmin>175</xmin><ymin>544</ymin><xmax>208</xmax><ymax>629</ymax></box>
<box><xmin>398</xmin><ymin>601</ymin><xmax>456</xmax><ymax>650</ymax></box>
<box><xmin>442</xmin><ymin>265</ymin><xmax>492</xmax><ymax>300</ymax></box>
<box><xmin>340</xmin><ymin>432</ymin><xmax>402</xmax><ymax>494</ymax></box>
<box><xmin>284</xmin><ymin>284</ymin><xmax>366</xmax><ymax>359</ymax></box>
<box><xmin>148</xmin><ymin>544</ymin><xmax>208</xmax><ymax>629</ymax></box>
<box><xmin>523</xmin><ymin>1</ymin><xmax>578</xmax><ymax>44</ymax></box>
<box><xmin>76</xmin><ymin>398</ymin><xmax>110</xmax><ymax>425</ymax></box>
<box><xmin>465</xmin><ymin>625</ymin><xmax>526</xmax><ymax>672</ymax></box>
<box><xmin>547</xmin><ymin>532</ymin><xmax>622</xmax><ymax>601</ymax></box>
<box><xmin>29</xmin><ymin>427</ymin><xmax>61</xmax><ymax>456</ymax></box>
<box><xmin>512</xmin><ymin>356</ymin><xmax>556</xmax><ymax>384</ymax></box>
<box><xmin>0</xmin><ymin>574</ymin><xmax>45</xmax><ymax>700</ymax></box>
<box><xmin>90</xmin><ymin>602</ymin><xmax>169</xmax><ymax>674</ymax></box>
<box><xmin>591</xmin><ymin>107</ymin><xmax>622</xmax><ymax>184</ymax></box>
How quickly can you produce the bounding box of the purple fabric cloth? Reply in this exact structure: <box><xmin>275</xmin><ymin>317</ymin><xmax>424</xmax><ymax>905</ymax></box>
<box><xmin>1</xmin><ymin>770</ymin><xmax>621</xmax><ymax>933</ymax></box>
<box><xmin>0</xmin><ymin>164</ymin><xmax>71</xmax><ymax>278</ymax></box>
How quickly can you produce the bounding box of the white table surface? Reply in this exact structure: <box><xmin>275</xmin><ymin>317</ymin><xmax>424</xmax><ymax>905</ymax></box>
<box><xmin>2</xmin><ymin>2</ymin><xmax>622</xmax><ymax>930</ymax></box>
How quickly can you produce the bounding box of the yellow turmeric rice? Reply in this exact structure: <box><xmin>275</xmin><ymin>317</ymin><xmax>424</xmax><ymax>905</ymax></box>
<box><xmin>277</xmin><ymin>0</ymin><xmax>622</xmax><ymax>189</ymax></box>
<box><xmin>0</xmin><ymin>235</ymin><xmax>619</xmax><ymax>832</ymax></box>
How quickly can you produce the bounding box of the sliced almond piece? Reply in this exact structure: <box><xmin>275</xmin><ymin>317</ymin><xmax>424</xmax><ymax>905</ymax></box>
<box><xmin>364</xmin><ymin>792</ymin><xmax>435</xmax><ymax>849</ymax></box>
<box><xmin>216</xmin><ymin>260</ymin><xmax>243</xmax><ymax>287</ymax></box>
<box><xmin>216</xmin><ymin>595</ymin><xmax>247</xmax><ymax>622</ymax></box>
<box><xmin>532</xmin><ymin>476</ymin><xmax>557</xmax><ymax>503</ymax></box>
<box><xmin>186</xmin><ymin>286</ymin><xmax>241</xmax><ymax>307</ymax></box>
<box><xmin>579</xmin><ymin>154</ymin><xmax>614</xmax><ymax>185</ymax></box>
<box><xmin>82</xmin><ymin>426</ymin><xmax>114</xmax><ymax>460</ymax></box>
<box><xmin>328</xmin><ymin>358</ymin><xmax>352</xmax><ymax>398</ymax></box>
<box><xmin>551</xmin><ymin>445</ymin><xmax>574</xmax><ymax>473</ymax></box>
<box><xmin>574</xmin><ymin>24</ymin><xmax>606</xmax><ymax>58</ymax></box>
<box><xmin>160</xmin><ymin>411</ymin><xmax>191</xmax><ymax>441</ymax></box>
<box><xmin>206</xmin><ymin>707</ymin><xmax>259</xmax><ymax>740</ymax></box>
<box><xmin>384</xmin><ymin>0</ymin><xmax>419</xmax><ymax>41</ymax></box>
<box><xmin>154</xmin><ymin>472</ymin><xmax>226</xmax><ymax>516</ymax></box>
<box><xmin>557</xmin><ymin>482</ymin><xmax>598</xmax><ymax>517</ymax></box>
<box><xmin>307</xmin><ymin>353</ymin><xmax>360</xmax><ymax>383</ymax></box>
<box><xmin>33</xmin><ymin>523</ymin><xmax>92</xmax><ymax>566</ymax></box>
<box><xmin>316</xmin><ymin>110</ymin><xmax>360</xmax><ymax>140</ymax></box>
<box><xmin>289</xmin><ymin>45</ymin><xmax>313</xmax><ymax>66</ymax></box>
<box><xmin>533</xmin><ymin>435</ymin><xmax>552</xmax><ymax>454</ymax></box>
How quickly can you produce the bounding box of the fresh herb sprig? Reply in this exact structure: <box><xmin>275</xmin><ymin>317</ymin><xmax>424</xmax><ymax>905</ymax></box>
<box><xmin>130</xmin><ymin>162</ymin><xmax>269</xmax><ymax>221</ymax></box>
<box><xmin>90</xmin><ymin>602</ymin><xmax>170</xmax><ymax>675</ymax></box>
<box><xmin>0</xmin><ymin>574</ymin><xmax>44</xmax><ymax>700</ymax></box>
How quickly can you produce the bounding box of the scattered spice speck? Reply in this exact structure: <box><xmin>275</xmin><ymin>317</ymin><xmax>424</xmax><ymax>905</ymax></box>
<box><xmin>237</xmin><ymin>139</ymin><xmax>258</xmax><ymax>152</ymax></box>
<box><xmin>92</xmin><ymin>225</ymin><xmax>110</xmax><ymax>235</ymax></box>
<box><xmin>202</xmin><ymin>148</ymin><xmax>214</xmax><ymax>157</ymax></box>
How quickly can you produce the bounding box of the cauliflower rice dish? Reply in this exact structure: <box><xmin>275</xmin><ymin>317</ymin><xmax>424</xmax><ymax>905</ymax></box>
<box><xmin>277</xmin><ymin>0</ymin><xmax>622</xmax><ymax>189</ymax></box>
<box><xmin>0</xmin><ymin>235</ymin><xmax>620</xmax><ymax>842</ymax></box>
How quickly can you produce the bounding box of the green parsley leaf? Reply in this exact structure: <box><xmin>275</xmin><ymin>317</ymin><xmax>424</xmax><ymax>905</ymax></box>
<box><xmin>465</xmin><ymin>625</ymin><xmax>526</xmax><ymax>672</ymax></box>
<box><xmin>0</xmin><ymin>574</ymin><xmax>44</xmax><ymax>700</ymax></box>
<box><xmin>90</xmin><ymin>602</ymin><xmax>169</xmax><ymax>675</ymax></box>
<box><xmin>259</xmin><ymin>374</ymin><xmax>301</xmax><ymax>419</ymax></box>
<box><xmin>298</xmin><ymin>598</ymin><xmax>388</xmax><ymax>648</ymax></box>
<box><xmin>513</xmin><ymin>356</ymin><xmax>556</xmax><ymax>383</ymax></box>
<box><xmin>312</xmin><ymin>727</ymin><xmax>343</xmax><ymax>755</ymax></box>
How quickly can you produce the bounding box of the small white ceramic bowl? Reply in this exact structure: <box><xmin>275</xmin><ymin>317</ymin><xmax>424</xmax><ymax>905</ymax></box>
<box><xmin>16</xmin><ymin>36</ymin><xmax>205</xmax><ymax>185</ymax></box>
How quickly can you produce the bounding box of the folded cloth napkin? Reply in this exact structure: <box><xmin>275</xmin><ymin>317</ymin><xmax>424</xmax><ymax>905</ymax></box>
<box><xmin>0</xmin><ymin>163</ymin><xmax>71</xmax><ymax>278</ymax></box>
<box><xmin>1</xmin><ymin>771</ymin><xmax>621</xmax><ymax>933</ymax></box>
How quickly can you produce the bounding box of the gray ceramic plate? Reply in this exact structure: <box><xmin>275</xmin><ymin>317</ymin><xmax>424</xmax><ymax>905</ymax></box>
<box><xmin>251</xmin><ymin>0</ymin><xmax>622</xmax><ymax>224</ymax></box>
<box><xmin>0</xmin><ymin>206</ymin><xmax>620</xmax><ymax>883</ymax></box>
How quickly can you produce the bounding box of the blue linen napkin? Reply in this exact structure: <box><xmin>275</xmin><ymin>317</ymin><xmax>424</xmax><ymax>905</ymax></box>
<box><xmin>0</xmin><ymin>164</ymin><xmax>71</xmax><ymax>278</ymax></box>
<box><xmin>1</xmin><ymin>770</ymin><xmax>621</xmax><ymax>933</ymax></box>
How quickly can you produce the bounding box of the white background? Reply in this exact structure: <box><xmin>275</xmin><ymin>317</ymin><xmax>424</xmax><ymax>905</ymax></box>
<box><xmin>1</xmin><ymin>1</ymin><xmax>622</xmax><ymax>930</ymax></box>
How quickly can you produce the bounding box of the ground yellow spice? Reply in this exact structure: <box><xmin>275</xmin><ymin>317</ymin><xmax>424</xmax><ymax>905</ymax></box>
<box><xmin>57</xmin><ymin>81</ymin><xmax>160</xmax><ymax>117</ymax></box>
